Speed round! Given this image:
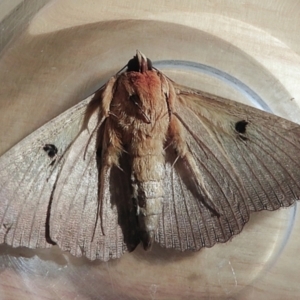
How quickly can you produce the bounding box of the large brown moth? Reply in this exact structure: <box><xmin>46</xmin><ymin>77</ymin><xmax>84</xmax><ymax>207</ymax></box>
<box><xmin>0</xmin><ymin>51</ymin><xmax>300</xmax><ymax>262</ymax></box>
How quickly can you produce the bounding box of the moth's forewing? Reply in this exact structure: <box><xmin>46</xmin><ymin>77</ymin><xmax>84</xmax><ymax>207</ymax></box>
<box><xmin>176</xmin><ymin>85</ymin><xmax>300</xmax><ymax>210</ymax></box>
<box><xmin>0</xmin><ymin>98</ymin><xmax>90</xmax><ymax>250</ymax></box>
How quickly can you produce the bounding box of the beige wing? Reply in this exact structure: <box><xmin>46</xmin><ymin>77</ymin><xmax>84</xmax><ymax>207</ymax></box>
<box><xmin>0</xmin><ymin>90</ymin><xmax>135</xmax><ymax>261</ymax></box>
<box><xmin>0</xmin><ymin>96</ymin><xmax>90</xmax><ymax>249</ymax></box>
<box><xmin>48</xmin><ymin>113</ymin><xmax>138</xmax><ymax>261</ymax></box>
<box><xmin>156</xmin><ymin>82</ymin><xmax>300</xmax><ymax>251</ymax></box>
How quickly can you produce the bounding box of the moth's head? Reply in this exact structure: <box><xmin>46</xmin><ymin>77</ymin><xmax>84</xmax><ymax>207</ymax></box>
<box><xmin>127</xmin><ymin>50</ymin><xmax>153</xmax><ymax>73</ymax></box>
<box><xmin>113</xmin><ymin>51</ymin><xmax>167</xmax><ymax>124</ymax></box>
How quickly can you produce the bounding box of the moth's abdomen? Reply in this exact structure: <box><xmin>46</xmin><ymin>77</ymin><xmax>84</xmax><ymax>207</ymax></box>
<box><xmin>131</xmin><ymin>155</ymin><xmax>165</xmax><ymax>250</ymax></box>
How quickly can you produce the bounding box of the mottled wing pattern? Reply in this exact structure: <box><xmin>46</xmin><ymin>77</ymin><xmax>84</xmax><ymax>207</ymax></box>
<box><xmin>156</xmin><ymin>82</ymin><xmax>300</xmax><ymax>251</ymax></box>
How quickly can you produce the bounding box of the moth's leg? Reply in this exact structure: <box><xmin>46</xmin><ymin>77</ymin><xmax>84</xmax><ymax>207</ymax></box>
<box><xmin>96</xmin><ymin>122</ymin><xmax>123</xmax><ymax>236</ymax></box>
<box><xmin>168</xmin><ymin>116</ymin><xmax>221</xmax><ymax>217</ymax></box>
<box><xmin>82</xmin><ymin>76</ymin><xmax>117</xmax><ymax>132</ymax></box>
<box><xmin>82</xmin><ymin>77</ymin><xmax>118</xmax><ymax>162</ymax></box>
<box><xmin>159</xmin><ymin>74</ymin><xmax>177</xmax><ymax>119</ymax></box>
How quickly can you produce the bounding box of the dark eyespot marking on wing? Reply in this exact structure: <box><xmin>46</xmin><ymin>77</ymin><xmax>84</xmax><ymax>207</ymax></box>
<box><xmin>235</xmin><ymin>120</ymin><xmax>248</xmax><ymax>141</ymax></box>
<box><xmin>43</xmin><ymin>144</ymin><xmax>58</xmax><ymax>158</ymax></box>
<box><xmin>235</xmin><ymin>120</ymin><xmax>248</xmax><ymax>134</ymax></box>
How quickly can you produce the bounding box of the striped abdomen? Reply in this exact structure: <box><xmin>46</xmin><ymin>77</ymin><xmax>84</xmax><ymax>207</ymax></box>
<box><xmin>131</xmin><ymin>155</ymin><xmax>165</xmax><ymax>250</ymax></box>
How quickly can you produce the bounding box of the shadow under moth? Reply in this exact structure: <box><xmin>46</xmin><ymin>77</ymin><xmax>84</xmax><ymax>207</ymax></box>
<box><xmin>0</xmin><ymin>51</ymin><xmax>300</xmax><ymax>261</ymax></box>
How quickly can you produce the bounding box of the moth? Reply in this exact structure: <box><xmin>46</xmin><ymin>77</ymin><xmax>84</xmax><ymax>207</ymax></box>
<box><xmin>0</xmin><ymin>51</ymin><xmax>300</xmax><ymax>261</ymax></box>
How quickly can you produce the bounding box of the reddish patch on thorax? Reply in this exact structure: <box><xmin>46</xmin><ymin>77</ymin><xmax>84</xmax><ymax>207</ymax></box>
<box><xmin>128</xmin><ymin>71</ymin><xmax>161</xmax><ymax>96</ymax></box>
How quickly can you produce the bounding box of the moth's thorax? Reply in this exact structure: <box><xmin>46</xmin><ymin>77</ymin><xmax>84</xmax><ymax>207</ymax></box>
<box><xmin>111</xmin><ymin>71</ymin><xmax>170</xmax><ymax>156</ymax></box>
